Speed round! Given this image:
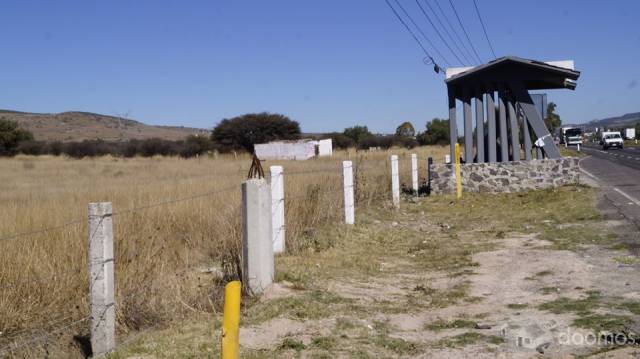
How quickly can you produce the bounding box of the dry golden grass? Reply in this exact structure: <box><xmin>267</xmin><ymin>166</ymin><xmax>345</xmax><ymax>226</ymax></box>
<box><xmin>0</xmin><ymin>145</ymin><xmax>448</xmax><ymax>357</ymax></box>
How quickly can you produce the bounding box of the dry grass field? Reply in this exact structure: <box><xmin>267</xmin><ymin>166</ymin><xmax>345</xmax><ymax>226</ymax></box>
<box><xmin>0</xmin><ymin>145</ymin><xmax>448</xmax><ymax>357</ymax></box>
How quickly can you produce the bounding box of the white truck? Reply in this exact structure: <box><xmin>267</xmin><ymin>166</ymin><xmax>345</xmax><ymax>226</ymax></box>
<box><xmin>562</xmin><ymin>127</ymin><xmax>583</xmax><ymax>146</ymax></box>
<box><xmin>600</xmin><ymin>131</ymin><xmax>624</xmax><ymax>150</ymax></box>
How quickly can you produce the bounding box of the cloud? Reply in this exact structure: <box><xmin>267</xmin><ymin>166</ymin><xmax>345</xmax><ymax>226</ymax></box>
<box><xmin>628</xmin><ymin>80</ymin><xmax>638</xmax><ymax>90</ymax></box>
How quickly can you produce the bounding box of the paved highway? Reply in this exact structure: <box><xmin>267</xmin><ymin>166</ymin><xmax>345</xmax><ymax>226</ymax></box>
<box><xmin>579</xmin><ymin>143</ymin><xmax>640</xmax><ymax>226</ymax></box>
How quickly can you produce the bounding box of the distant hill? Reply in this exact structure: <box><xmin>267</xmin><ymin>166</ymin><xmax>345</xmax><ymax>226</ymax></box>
<box><xmin>0</xmin><ymin>109</ymin><xmax>209</xmax><ymax>142</ymax></box>
<box><xmin>583</xmin><ymin>112</ymin><xmax>640</xmax><ymax>130</ymax></box>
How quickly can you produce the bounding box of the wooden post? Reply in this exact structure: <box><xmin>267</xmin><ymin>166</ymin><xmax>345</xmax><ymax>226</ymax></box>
<box><xmin>342</xmin><ymin>161</ymin><xmax>355</xmax><ymax>224</ymax></box>
<box><xmin>269</xmin><ymin>166</ymin><xmax>285</xmax><ymax>254</ymax></box>
<box><xmin>242</xmin><ymin>179</ymin><xmax>274</xmax><ymax>294</ymax></box>
<box><xmin>411</xmin><ymin>154</ymin><xmax>418</xmax><ymax>194</ymax></box>
<box><xmin>88</xmin><ymin>202</ymin><xmax>115</xmax><ymax>356</ymax></box>
<box><xmin>391</xmin><ymin>155</ymin><xmax>400</xmax><ymax>208</ymax></box>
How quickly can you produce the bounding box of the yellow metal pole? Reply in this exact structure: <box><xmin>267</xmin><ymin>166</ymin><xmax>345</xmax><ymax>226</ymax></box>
<box><xmin>221</xmin><ymin>280</ymin><xmax>241</xmax><ymax>359</ymax></box>
<box><xmin>455</xmin><ymin>143</ymin><xmax>462</xmax><ymax>199</ymax></box>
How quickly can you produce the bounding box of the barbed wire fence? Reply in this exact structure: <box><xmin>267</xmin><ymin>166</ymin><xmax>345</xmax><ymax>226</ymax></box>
<box><xmin>0</xmin><ymin>158</ymin><xmax>381</xmax><ymax>357</ymax></box>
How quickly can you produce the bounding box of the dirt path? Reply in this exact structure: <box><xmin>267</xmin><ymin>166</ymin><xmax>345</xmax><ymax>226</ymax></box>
<box><xmin>114</xmin><ymin>186</ymin><xmax>640</xmax><ymax>358</ymax></box>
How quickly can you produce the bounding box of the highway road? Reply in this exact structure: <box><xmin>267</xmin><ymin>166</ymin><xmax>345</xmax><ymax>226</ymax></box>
<box><xmin>579</xmin><ymin>143</ymin><xmax>640</xmax><ymax>227</ymax></box>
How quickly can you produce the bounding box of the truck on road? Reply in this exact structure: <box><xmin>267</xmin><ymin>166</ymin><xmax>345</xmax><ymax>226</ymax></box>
<box><xmin>600</xmin><ymin>131</ymin><xmax>624</xmax><ymax>150</ymax></box>
<box><xmin>562</xmin><ymin>127</ymin><xmax>583</xmax><ymax>146</ymax></box>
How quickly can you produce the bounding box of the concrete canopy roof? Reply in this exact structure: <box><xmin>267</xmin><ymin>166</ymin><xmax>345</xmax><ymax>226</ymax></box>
<box><xmin>445</xmin><ymin>56</ymin><xmax>581</xmax><ymax>95</ymax></box>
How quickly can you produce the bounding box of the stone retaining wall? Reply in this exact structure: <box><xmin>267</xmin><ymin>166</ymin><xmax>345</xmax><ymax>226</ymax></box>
<box><xmin>430</xmin><ymin>157</ymin><xmax>580</xmax><ymax>194</ymax></box>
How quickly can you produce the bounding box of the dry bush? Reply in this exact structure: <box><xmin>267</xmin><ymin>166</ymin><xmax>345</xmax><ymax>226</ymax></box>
<box><xmin>0</xmin><ymin>146</ymin><xmax>448</xmax><ymax>356</ymax></box>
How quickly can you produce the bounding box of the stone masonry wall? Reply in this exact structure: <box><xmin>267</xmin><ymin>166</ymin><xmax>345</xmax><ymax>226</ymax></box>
<box><xmin>430</xmin><ymin>157</ymin><xmax>580</xmax><ymax>194</ymax></box>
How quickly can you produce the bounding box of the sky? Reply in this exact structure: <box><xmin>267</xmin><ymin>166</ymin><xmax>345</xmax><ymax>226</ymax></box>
<box><xmin>1</xmin><ymin>0</ymin><xmax>639</xmax><ymax>134</ymax></box>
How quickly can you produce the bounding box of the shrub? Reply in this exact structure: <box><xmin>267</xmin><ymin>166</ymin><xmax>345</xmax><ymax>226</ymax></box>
<box><xmin>211</xmin><ymin>112</ymin><xmax>300</xmax><ymax>152</ymax></box>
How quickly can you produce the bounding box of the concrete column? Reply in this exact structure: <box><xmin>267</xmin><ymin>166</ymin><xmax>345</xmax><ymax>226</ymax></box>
<box><xmin>448</xmin><ymin>86</ymin><xmax>458</xmax><ymax>164</ymax></box>
<box><xmin>463</xmin><ymin>95</ymin><xmax>473</xmax><ymax>163</ymax></box>
<box><xmin>391</xmin><ymin>155</ymin><xmax>400</xmax><ymax>209</ymax></box>
<box><xmin>486</xmin><ymin>91</ymin><xmax>497</xmax><ymax>163</ymax></box>
<box><xmin>342</xmin><ymin>161</ymin><xmax>355</xmax><ymax>225</ymax></box>
<box><xmin>498</xmin><ymin>88</ymin><xmax>509</xmax><ymax>162</ymax></box>
<box><xmin>88</xmin><ymin>202</ymin><xmax>115</xmax><ymax>357</ymax></box>
<box><xmin>508</xmin><ymin>99</ymin><xmax>520</xmax><ymax>161</ymax></box>
<box><xmin>410</xmin><ymin>154</ymin><xmax>418</xmax><ymax>194</ymax></box>
<box><xmin>475</xmin><ymin>90</ymin><xmax>485</xmax><ymax>163</ymax></box>
<box><xmin>269</xmin><ymin>166</ymin><xmax>285</xmax><ymax>253</ymax></box>
<box><xmin>523</xmin><ymin>119</ymin><xmax>533</xmax><ymax>161</ymax></box>
<box><xmin>242</xmin><ymin>179</ymin><xmax>274</xmax><ymax>294</ymax></box>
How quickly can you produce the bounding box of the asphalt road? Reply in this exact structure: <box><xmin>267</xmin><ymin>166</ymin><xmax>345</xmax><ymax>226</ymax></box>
<box><xmin>578</xmin><ymin>143</ymin><xmax>640</xmax><ymax>227</ymax></box>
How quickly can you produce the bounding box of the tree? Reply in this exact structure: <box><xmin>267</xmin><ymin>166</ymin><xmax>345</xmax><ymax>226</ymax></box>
<box><xmin>417</xmin><ymin>118</ymin><xmax>450</xmax><ymax>145</ymax></box>
<box><xmin>342</xmin><ymin>125</ymin><xmax>372</xmax><ymax>145</ymax></box>
<box><xmin>544</xmin><ymin>102</ymin><xmax>562</xmax><ymax>134</ymax></box>
<box><xmin>0</xmin><ymin>118</ymin><xmax>34</xmax><ymax>156</ymax></box>
<box><xmin>395</xmin><ymin>122</ymin><xmax>415</xmax><ymax>138</ymax></box>
<box><xmin>211</xmin><ymin>112</ymin><xmax>300</xmax><ymax>152</ymax></box>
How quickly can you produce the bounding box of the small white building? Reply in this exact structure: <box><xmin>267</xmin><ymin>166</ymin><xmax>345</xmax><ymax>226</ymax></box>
<box><xmin>254</xmin><ymin>139</ymin><xmax>333</xmax><ymax>161</ymax></box>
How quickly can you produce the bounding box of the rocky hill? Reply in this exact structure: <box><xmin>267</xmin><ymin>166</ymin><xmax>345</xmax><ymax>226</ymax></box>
<box><xmin>0</xmin><ymin>109</ymin><xmax>209</xmax><ymax>142</ymax></box>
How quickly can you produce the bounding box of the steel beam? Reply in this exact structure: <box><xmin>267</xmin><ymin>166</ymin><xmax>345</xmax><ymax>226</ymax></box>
<box><xmin>498</xmin><ymin>87</ymin><xmax>509</xmax><ymax>162</ymax></box>
<box><xmin>523</xmin><ymin>115</ymin><xmax>532</xmax><ymax>160</ymax></box>
<box><xmin>448</xmin><ymin>86</ymin><xmax>457</xmax><ymax>163</ymax></box>
<box><xmin>507</xmin><ymin>98</ymin><xmax>520</xmax><ymax>161</ymax></box>
<box><xmin>486</xmin><ymin>91</ymin><xmax>497</xmax><ymax>163</ymax></box>
<box><xmin>475</xmin><ymin>90</ymin><xmax>485</xmax><ymax>163</ymax></box>
<box><xmin>463</xmin><ymin>95</ymin><xmax>473</xmax><ymax>163</ymax></box>
<box><xmin>509</xmin><ymin>81</ymin><xmax>561</xmax><ymax>159</ymax></box>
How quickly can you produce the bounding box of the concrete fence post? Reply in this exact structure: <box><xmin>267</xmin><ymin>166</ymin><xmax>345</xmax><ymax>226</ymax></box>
<box><xmin>88</xmin><ymin>202</ymin><xmax>115</xmax><ymax>357</ymax></box>
<box><xmin>391</xmin><ymin>155</ymin><xmax>400</xmax><ymax>208</ymax></box>
<box><xmin>269</xmin><ymin>166</ymin><xmax>285</xmax><ymax>254</ymax></box>
<box><xmin>411</xmin><ymin>154</ymin><xmax>418</xmax><ymax>194</ymax></box>
<box><xmin>242</xmin><ymin>179</ymin><xmax>274</xmax><ymax>294</ymax></box>
<box><xmin>444</xmin><ymin>154</ymin><xmax>451</xmax><ymax>164</ymax></box>
<box><xmin>342</xmin><ymin>161</ymin><xmax>355</xmax><ymax>224</ymax></box>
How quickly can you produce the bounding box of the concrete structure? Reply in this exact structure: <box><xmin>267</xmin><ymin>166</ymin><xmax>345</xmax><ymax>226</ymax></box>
<box><xmin>255</xmin><ymin>140</ymin><xmax>316</xmax><ymax>161</ymax></box>
<box><xmin>411</xmin><ymin>154</ymin><xmax>418</xmax><ymax>193</ymax></box>
<box><xmin>342</xmin><ymin>161</ymin><xmax>355</xmax><ymax>224</ymax></box>
<box><xmin>269</xmin><ymin>166</ymin><xmax>285</xmax><ymax>254</ymax></box>
<box><xmin>255</xmin><ymin>139</ymin><xmax>333</xmax><ymax>161</ymax></box>
<box><xmin>445</xmin><ymin>57</ymin><xmax>581</xmax><ymax>163</ymax></box>
<box><xmin>429</xmin><ymin>157</ymin><xmax>580</xmax><ymax>194</ymax></box>
<box><xmin>390</xmin><ymin>155</ymin><xmax>400</xmax><ymax>208</ymax></box>
<box><xmin>317</xmin><ymin>139</ymin><xmax>333</xmax><ymax>157</ymax></box>
<box><xmin>88</xmin><ymin>202</ymin><xmax>115</xmax><ymax>356</ymax></box>
<box><xmin>242</xmin><ymin>179</ymin><xmax>274</xmax><ymax>294</ymax></box>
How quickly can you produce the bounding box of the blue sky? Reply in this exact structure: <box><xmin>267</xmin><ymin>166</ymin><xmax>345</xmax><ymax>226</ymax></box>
<box><xmin>1</xmin><ymin>0</ymin><xmax>639</xmax><ymax>133</ymax></box>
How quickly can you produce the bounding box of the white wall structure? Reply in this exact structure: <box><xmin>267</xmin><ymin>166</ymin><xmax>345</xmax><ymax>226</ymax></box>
<box><xmin>255</xmin><ymin>141</ymin><xmax>316</xmax><ymax>161</ymax></box>
<box><xmin>270</xmin><ymin>166</ymin><xmax>285</xmax><ymax>253</ymax></box>
<box><xmin>317</xmin><ymin>139</ymin><xmax>333</xmax><ymax>157</ymax></box>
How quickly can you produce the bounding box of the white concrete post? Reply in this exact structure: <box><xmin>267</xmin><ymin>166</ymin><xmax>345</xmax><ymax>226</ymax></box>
<box><xmin>88</xmin><ymin>202</ymin><xmax>115</xmax><ymax>356</ymax></box>
<box><xmin>270</xmin><ymin>166</ymin><xmax>285</xmax><ymax>253</ymax></box>
<box><xmin>577</xmin><ymin>143</ymin><xmax>581</xmax><ymax>152</ymax></box>
<box><xmin>445</xmin><ymin>154</ymin><xmax>451</xmax><ymax>164</ymax></box>
<box><xmin>391</xmin><ymin>155</ymin><xmax>400</xmax><ymax>208</ymax></box>
<box><xmin>342</xmin><ymin>161</ymin><xmax>355</xmax><ymax>224</ymax></box>
<box><xmin>411</xmin><ymin>153</ymin><xmax>418</xmax><ymax>194</ymax></box>
<box><xmin>242</xmin><ymin>179</ymin><xmax>274</xmax><ymax>294</ymax></box>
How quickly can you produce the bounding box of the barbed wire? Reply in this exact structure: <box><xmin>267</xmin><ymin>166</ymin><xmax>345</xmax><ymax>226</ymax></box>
<box><xmin>111</xmin><ymin>184</ymin><xmax>239</xmax><ymax>217</ymax></box>
<box><xmin>0</xmin><ymin>218</ymin><xmax>84</xmax><ymax>243</ymax></box>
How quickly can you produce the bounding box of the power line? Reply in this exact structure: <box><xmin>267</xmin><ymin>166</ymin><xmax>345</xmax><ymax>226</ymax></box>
<box><xmin>433</xmin><ymin>0</ymin><xmax>477</xmax><ymax>65</ymax></box>
<box><xmin>415</xmin><ymin>0</ymin><xmax>466</xmax><ymax>66</ymax></box>
<box><xmin>392</xmin><ymin>0</ymin><xmax>452</xmax><ymax>68</ymax></box>
<box><xmin>447</xmin><ymin>0</ymin><xmax>483</xmax><ymax>64</ymax></box>
<box><xmin>422</xmin><ymin>0</ymin><xmax>473</xmax><ymax>65</ymax></box>
<box><xmin>472</xmin><ymin>0</ymin><xmax>497</xmax><ymax>59</ymax></box>
<box><xmin>383</xmin><ymin>0</ymin><xmax>448</xmax><ymax>71</ymax></box>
